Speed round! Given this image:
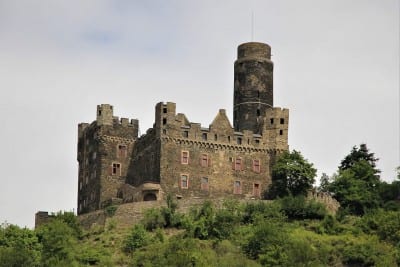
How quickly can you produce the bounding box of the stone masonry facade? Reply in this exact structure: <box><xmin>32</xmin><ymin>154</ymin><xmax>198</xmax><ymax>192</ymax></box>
<box><xmin>76</xmin><ymin>42</ymin><xmax>289</xmax><ymax>215</ymax></box>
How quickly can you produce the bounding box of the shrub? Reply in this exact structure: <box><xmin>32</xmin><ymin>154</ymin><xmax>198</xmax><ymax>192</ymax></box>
<box><xmin>142</xmin><ymin>208</ymin><xmax>166</xmax><ymax>231</ymax></box>
<box><xmin>243</xmin><ymin>201</ymin><xmax>286</xmax><ymax>224</ymax></box>
<box><xmin>124</xmin><ymin>224</ymin><xmax>150</xmax><ymax>253</ymax></box>
<box><xmin>279</xmin><ymin>196</ymin><xmax>327</xmax><ymax>220</ymax></box>
<box><xmin>104</xmin><ymin>205</ymin><xmax>118</xmax><ymax>217</ymax></box>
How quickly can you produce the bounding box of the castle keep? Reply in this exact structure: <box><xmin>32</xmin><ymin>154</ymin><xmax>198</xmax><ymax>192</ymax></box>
<box><xmin>77</xmin><ymin>42</ymin><xmax>289</xmax><ymax>215</ymax></box>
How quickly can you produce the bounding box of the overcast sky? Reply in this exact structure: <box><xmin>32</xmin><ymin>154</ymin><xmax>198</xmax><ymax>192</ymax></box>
<box><xmin>0</xmin><ymin>0</ymin><xmax>398</xmax><ymax>228</ymax></box>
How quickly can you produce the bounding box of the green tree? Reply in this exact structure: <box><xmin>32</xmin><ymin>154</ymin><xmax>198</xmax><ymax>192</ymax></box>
<box><xmin>339</xmin><ymin>143</ymin><xmax>379</xmax><ymax>174</ymax></box>
<box><xmin>35</xmin><ymin>220</ymin><xmax>79</xmax><ymax>267</ymax></box>
<box><xmin>318</xmin><ymin>172</ymin><xmax>331</xmax><ymax>192</ymax></box>
<box><xmin>330</xmin><ymin>160</ymin><xmax>381</xmax><ymax>215</ymax></box>
<box><xmin>267</xmin><ymin>150</ymin><xmax>317</xmax><ymax>199</ymax></box>
<box><xmin>0</xmin><ymin>223</ymin><xmax>41</xmax><ymax>267</ymax></box>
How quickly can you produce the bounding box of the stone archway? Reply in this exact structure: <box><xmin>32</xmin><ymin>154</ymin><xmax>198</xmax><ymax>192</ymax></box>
<box><xmin>143</xmin><ymin>192</ymin><xmax>157</xmax><ymax>201</ymax></box>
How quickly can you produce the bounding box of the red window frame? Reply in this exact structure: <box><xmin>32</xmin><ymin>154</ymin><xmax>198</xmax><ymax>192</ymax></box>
<box><xmin>253</xmin><ymin>159</ymin><xmax>261</xmax><ymax>173</ymax></box>
<box><xmin>181</xmin><ymin>151</ymin><xmax>189</xmax><ymax>164</ymax></box>
<box><xmin>234</xmin><ymin>180</ymin><xmax>242</xmax><ymax>194</ymax></box>
<box><xmin>253</xmin><ymin>183</ymin><xmax>261</xmax><ymax>197</ymax></box>
<box><xmin>233</xmin><ymin>158</ymin><xmax>243</xmax><ymax>171</ymax></box>
<box><xmin>200</xmin><ymin>153</ymin><xmax>209</xmax><ymax>167</ymax></box>
<box><xmin>117</xmin><ymin>144</ymin><xmax>127</xmax><ymax>158</ymax></box>
<box><xmin>201</xmin><ymin>177</ymin><xmax>209</xmax><ymax>191</ymax></box>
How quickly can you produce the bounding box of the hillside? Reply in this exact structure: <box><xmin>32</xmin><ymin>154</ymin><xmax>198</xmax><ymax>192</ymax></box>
<box><xmin>1</xmin><ymin>196</ymin><xmax>400</xmax><ymax>267</ymax></box>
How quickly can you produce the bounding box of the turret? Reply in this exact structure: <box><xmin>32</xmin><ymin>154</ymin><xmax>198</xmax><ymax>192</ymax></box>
<box><xmin>96</xmin><ymin>104</ymin><xmax>113</xmax><ymax>126</ymax></box>
<box><xmin>233</xmin><ymin>42</ymin><xmax>274</xmax><ymax>134</ymax></box>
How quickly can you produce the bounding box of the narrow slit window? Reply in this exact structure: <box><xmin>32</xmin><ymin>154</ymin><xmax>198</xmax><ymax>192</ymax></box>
<box><xmin>253</xmin><ymin>183</ymin><xmax>261</xmax><ymax>197</ymax></box>
<box><xmin>162</xmin><ymin>118</ymin><xmax>167</xmax><ymax>125</ymax></box>
<box><xmin>257</xmin><ymin>109</ymin><xmax>260</xmax><ymax>116</ymax></box>
<box><xmin>214</xmin><ymin>134</ymin><xmax>218</xmax><ymax>141</ymax></box>
<box><xmin>279</xmin><ymin>129</ymin><xmax>283</xmax><ymax>135</ymax></box>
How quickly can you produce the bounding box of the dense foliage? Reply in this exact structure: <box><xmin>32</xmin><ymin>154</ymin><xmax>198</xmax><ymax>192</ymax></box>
<box><xmin>324</xmin><ymin>144</ymin><xmax>399</xmax><ymax>215</ymax></box>
<box><xmin>1</xmin><ymin>144</ymin><xmax>399</xmax><ymax>266</ymax></box>
<box><xmin>267</xmin><ymin>150</ymin><xmax>317</xmax><ymax>199</ymax></box>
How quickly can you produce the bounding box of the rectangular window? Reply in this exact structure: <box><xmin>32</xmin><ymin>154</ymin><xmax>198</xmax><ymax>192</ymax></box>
<box><xmin>233</xmin><ymin>158</ymin><xmax>243</xmax><ymax>171</ymax></box>
<box><xmin>270</xmin><ymin>118</ymin><xmax>274</xmax><ymax>124</ymax></box>
<box><xmin>201</xmin><ymin>177</ymin><xmax>209</xmax><ymax>191</ymax></box>
<box><xmin>200</xmin><ymin>153</ymin><xmax>209</xmax><ymax>167</ymax></box>
<box><xmin>181</xmin><ymin>151</ymin><xmax>189</xmax><ymax>164</ymax></box>
<box><xmin>112</xmin><ymin>163</ymin><xmax>121</xmax><ymax>175</ymax></box>
<box><xmin>182</xmin><ymin>131</ymin><xmax>189</xmax><ymax>138</ymax></box>
<box><xmin>253</xmin><ymin>159</ymin><xmax>261</xmax><ymax>173</ymax></box>
<box><xmin>279</xmin><ymin>129</ymin><xmax>283</xmax><ymax>135</ymax></box>
<box><xmin>180</xmin><ymin>175</ymin><xmax>189</xmax><ymax>189</ymax></box>
<box><xmin>163</xmin><ymin>107</ymin><xmax>167</xmax><ymax>113</ymax></box>
<box><xmin>237</xmin><ymin>137</ymin><xmax>242</xmax><ymax>145</ymax></box>
<box><xmin>234</xmin><ymin>181</ymin><xmax>242</xmax><ymax>194</ymax></box>
<box><xmin>202</xmin><ymin>133</ymin><xmax>207</xmax><ymax>141</ymax></box>
<box><xmin>118</xmin><ymin>144</ymin><xmax>127</xmax><ymax>158</ymax></box>
<box><xmin>280</xmin><ymin>118</ymin><xmax>285</xmax><ymax>124</ymax></box>
<box><xmin>253</xmin><ymin>183</ymin><xmax>261</xmax><ymax>197</ymax></box>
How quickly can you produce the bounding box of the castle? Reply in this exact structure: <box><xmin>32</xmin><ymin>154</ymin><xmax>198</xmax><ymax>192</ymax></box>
<box><xmin>76</xmin><ymin>42</ymin><xmax>289</xmax><ymax>215</ymax></box>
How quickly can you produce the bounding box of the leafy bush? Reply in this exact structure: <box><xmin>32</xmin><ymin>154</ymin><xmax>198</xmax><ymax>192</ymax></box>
<box><xmin>124</xmin><ymin>224</ymin><xmax>150</xmax><ymax>253</ymax></box>
<box><xmin>104</xmin><ymin>205</ymin><xmax>118</xmax><ymax>217</ymax></box>
<box><xmin>243</xmin><ymin>201</ymin><xmax>286</xmax><ymax>224</ymax></box>
<box><xmin>142</xmin><ymin>208</ymin><xmax>166</xmax><ymax>231</ymax></box>
<box><xmin>36</xmin><ymin>220</ymin><xmax>79</xmax><ymax>267</ymax></box>
<box><xmin>0</xmin><ymin>223</ymin><xmax>42</xmax><ymax>267</ymax></box>
<box><xmin>279</xmin><ymin>196</ymin><xmax>327</xmax><ymax>220</ymax></box>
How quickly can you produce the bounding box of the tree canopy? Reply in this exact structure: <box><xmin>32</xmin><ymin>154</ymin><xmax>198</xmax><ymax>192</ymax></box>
<box><xmin>267</xmin><ymin>150</ymin><xmax>317</xmax><ymax>199</ymax></box>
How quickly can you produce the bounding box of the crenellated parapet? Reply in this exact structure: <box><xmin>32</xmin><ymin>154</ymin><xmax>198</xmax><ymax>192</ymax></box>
<box><xmin>152</xmin><ymin>101</ymin><xmax>288</xmax><ymax>151</ymax></box>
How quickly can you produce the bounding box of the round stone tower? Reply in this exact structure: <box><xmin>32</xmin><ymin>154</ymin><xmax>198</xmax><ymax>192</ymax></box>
<box><xmin>233</xmin><ymin>42</ymin><xmax>273</xmax><ymax>134</ymax></box>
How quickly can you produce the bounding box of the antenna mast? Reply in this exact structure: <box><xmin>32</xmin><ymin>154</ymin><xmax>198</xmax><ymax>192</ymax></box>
<box><xmin>251</xmin><ymin>11</ymin><xmax>254</xmax><ymax>41</ymax></box>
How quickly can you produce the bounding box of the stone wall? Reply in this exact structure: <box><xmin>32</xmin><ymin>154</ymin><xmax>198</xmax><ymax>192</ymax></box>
<box><xmin>77</xmin><ymin>105</ymin><xmax>138</xmax><ymax>215</ymax></box>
